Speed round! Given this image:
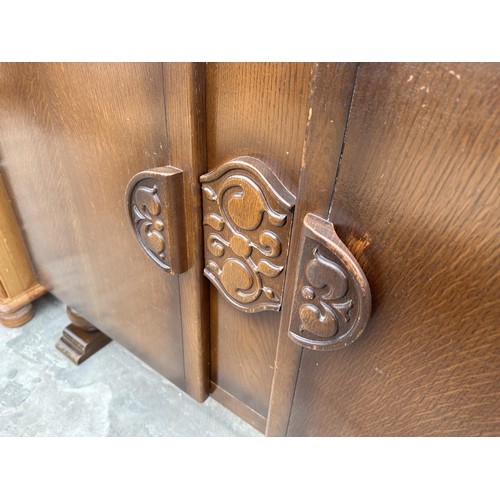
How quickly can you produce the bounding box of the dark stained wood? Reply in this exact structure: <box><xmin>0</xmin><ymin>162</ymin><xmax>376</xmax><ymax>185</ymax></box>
<box><xmin>288</xmin><ymin>213</ymin><xmax>371</xmax><ymax>350</ymax></box>
<box><xmin>200</xmin><ymin>156</ymin><xmax>296</xmax><ymax>313</ymax></box>
<box><xmin>287</xmin><ymin>62</ymin><xmax>500</xmax><ymax>436</ymax></box>
<box><xmin>206</xmin><ymin>63</ymin><xmax>313</xmax><ymax>422</ymax></box>
<box><xmin>56</xmin><ymin>307</ymin><xmax>112</xmax><ymax>365</ymax></box>
<box><xmin>0</xmin><ymin>171</ymin><xmax>47</xmax><ymax>327</ymax></box>
<box><xmin>163</xmin><ymin>62</ymin><xmax>210</xmax><ymax>402</ymax></box>
<box><xmin>66</xmin><ymin>306</ymin><xmax>98</xmax><ymax>331</ymax></box>
<box><xmin>209</xmin><ymin>382</ymin><xmax>267</xmax><ymax>434</ymax></box>
<box><xmin>0</xmin><ymin>63</ymin><xmax>185</xmax><ymax>389</ymax></box>
<box><xmin>207</xmin><ymin>63</ymin><xmax>314</xmax><ymax>193</ymax></box>
<box><xmin>125</xmin><ymin>166</ymin><xmax>188</xmax><ymax>274</ymax></box>
<box><xmin>4</xmin><ymin>62</ymin><xmax>496</xmax><ymax>437</ymax></box>
<box><xmin>266</xmin><ymin>63</ymin><xmax>359</xmax><ymax>436</ymax></box>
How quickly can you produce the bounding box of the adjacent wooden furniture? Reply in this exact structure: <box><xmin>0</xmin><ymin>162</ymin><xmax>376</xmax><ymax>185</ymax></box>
<box><xmin>0</xmin><ymin>172</ymin><xmax>46</xmax><ymax>327</ymax></box>
<box><xmin>0</xmin><ymin>62</ymin><xmax>498</xmax><ymax>436</ymax></box>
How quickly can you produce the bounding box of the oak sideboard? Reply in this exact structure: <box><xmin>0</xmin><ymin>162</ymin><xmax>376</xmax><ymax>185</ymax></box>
<box><xmin>0</xmin><ymin>62</ymin><xmax>499</xmax><ymax>436</ymax></box>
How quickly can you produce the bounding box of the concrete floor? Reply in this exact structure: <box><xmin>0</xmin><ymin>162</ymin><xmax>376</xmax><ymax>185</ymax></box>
<box><xmin>0</xmin><ymin>294</ymin><xmax>262</xmax><ymax>437</ymax></box>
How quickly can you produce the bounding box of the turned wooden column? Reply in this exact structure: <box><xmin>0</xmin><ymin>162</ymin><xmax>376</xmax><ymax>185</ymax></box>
<box><xmin>56</xmin><ymin>307</ymin><xmax>112</xmax><ymax>364</ymax></box>
<box><xmin>0</xmin><ymin>172</ymin><xmax>46</xmax><ymax>327</ymax></box>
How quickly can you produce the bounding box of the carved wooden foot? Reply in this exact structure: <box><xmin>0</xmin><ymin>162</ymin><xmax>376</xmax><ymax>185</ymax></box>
<box><xmin>56</xmin><ymin>307</ymin><xmax>112</xmax><ymax>365</ymax></box>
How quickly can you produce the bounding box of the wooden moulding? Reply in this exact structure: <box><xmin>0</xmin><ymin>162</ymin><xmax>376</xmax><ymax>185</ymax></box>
<box><xmin>163</xmin><ymin>62</ymin><xmax>210</xmax><ymax>403</ymax></box>
<box><xmin>0</xmin><ymin>172</ymin><xmax>47</xmax><ymax>328</ymax></box>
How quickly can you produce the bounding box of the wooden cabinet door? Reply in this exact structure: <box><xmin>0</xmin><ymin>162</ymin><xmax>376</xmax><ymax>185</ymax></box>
<box><xmin>4</xmin><ymin>62</ymin><xmax>495</xmax><ymax>436</ymax></box>
<box><xmin>0</xmin><ymin>63</ymin><xmax>208</xmax><ymax>402</ymax></box>
<box><xmin>204</xmin><ymin>63</ymin><xmax>358</xmax><ymax>432</ymax></box>
<box><xmin>0</xmin><ymin>62</ymin><xmax>361</xmax><ymax>433</ymax></box>
<box><xmin>269</xmin><ymin>63</ymin><xmax>500</xmax><ymax>436</ymax></box>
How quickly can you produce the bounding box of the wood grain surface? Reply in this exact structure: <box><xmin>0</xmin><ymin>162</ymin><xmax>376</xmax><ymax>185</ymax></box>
<box><xmin>0</xmin><ymin>170</ymin><xmax>47</xmax><ymax>326</ymax></box>
<box><xmin>0</xmin><ymin>63</ymin><xmax>186</xmax><ymax>389</ymax></box>
<box><xmin>3</xmin><ymin>62</ymin><xmax>495</xmax><ymax>436</ymax></box>
<box><xmin>209</xmin><ymin>381</ymin><xmax>267</xmax><ymax>433</ymax></box>
<box><xmin>200</xmin><ymin>156</ymin><xmax>296</xmax><ymax>313</ymax></box>
<box><xmin>125</xmin><ymin>166</ymin><xmax>188</xmax><ymax>274</ymax></box>
<box><xmin>266</xmin><ymin>63</ymin><xmax>359</xmax><ymax>436</ymax></box>
<box><xmin>287</xmin><ymin>62</ymin><xmax>500</xmax><ymax>436</ymax></box>
<box><xmin>206</xmin><ymin>63</ymin><xmax>313</xmax><ymax>420</ymax></box>
<box><xmin>163</xmin><ymin>63</ymin><xmax>210</xmax><ymax>402</ymax></box>
<box><xmin>0</xmin><ymin>172</ymin><xmax>40</xmax><ymax>297</ymax></box>
<box><xmin>287</xmin><ymin>213</ymin><xmax>372</xmax><ymax>351</ymax></box>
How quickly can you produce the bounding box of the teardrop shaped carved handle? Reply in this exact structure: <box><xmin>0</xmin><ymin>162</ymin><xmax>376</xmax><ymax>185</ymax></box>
<box><xmin>125</xmin><ymin>166</ymin><xmax>188</xmax><ymax>275</ymax></box>
<box><xmin>289</xmin><ymin>213</ymin><xmax>371</xmax><ymax>350</ymax></box>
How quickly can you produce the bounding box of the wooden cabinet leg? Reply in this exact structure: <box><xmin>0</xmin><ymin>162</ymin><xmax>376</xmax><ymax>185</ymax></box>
<box><xmin>56</xmin><ymin>307</ymin><xmax>112</xmax><ymax>365</ymax></box>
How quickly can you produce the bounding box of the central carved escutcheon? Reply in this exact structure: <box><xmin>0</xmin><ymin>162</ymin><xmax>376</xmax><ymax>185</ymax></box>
<box><xmin>200</xmin><ymin>157</ymin><xmax>296</xmax><ymax>313</ymax></box>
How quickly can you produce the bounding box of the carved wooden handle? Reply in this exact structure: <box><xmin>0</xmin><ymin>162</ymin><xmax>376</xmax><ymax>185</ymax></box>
<box><xmin>289</xmin><ymin>213</ymin><xmax>371</xmax><ymax>350</ymax></box>
<box><xmin>125</xmin><ymin>166</ymin><xmax>188</xmax><ymax>274</ymax></box>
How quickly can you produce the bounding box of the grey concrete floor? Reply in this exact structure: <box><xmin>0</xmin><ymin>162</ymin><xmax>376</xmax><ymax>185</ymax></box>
<box><xmin>0</xmin><ymin>294</ymin><xmax>262</xmax><ymax>437</ymax></box>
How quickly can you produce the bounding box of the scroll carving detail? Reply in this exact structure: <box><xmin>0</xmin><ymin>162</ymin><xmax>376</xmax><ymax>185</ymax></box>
<box><xmin>200</xmin><ymin>157</ymin><xmax>296</xmax><ymax>312</ymax></box>
<box><xmin>125</xmin><ymin>166</ymin><xmax>188</xmax><ymax>275</ymax></box>
<box><xmin>133</xmin><ymin>185</ymin><xmax>166</xmax><ymax>263</ymax></box>
<box><xmin>289</xmin><ymin>214</ymin><xmax>371</xmax><ymax>350</ymax></box>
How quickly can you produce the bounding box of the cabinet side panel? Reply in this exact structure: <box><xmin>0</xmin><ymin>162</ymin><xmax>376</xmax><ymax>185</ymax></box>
<box><xmin>289</xmin><ymin>63</ymin><xmax>500</xmax><ymax>436</ymax></box>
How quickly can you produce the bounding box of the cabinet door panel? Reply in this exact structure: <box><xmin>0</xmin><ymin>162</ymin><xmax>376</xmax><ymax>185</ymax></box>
<box><xmin>287</xmin><ymin>63</ymin><xmax>500</xmax><ymax>436</ymax></box>
<box><xmin>0</xmin><ymin>63</ymin><xmax>189</xmax><ymax>390</ymax></box>
<box><xmin>206</xmin><ymin>63</ymin><xmax>313</xmax><ymax>425</ymax></box>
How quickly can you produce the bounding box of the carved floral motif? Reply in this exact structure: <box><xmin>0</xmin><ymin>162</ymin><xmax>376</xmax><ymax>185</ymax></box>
<box><xmin>125</xmin><ymin>166</ymin><xmax>188</xmax><ymax>275</ymax></box>
<box><xmin>132</xmin><ymin>185</ymin><xmax>167</xmax><ymax>263</ymax></box>
<box><xmin>298</xmin><ymin>245</ymin><xmax>354</xmax><ymax>338</ymax></box>
<box><xmin>289</xmin><ymin>214</ymin><xmax>371</xmax><ymax>351</ymax></box>
<box><xmin>200</xmin><ymin>157</ymin><xmax>296</xmax><ymax>313</ymax></box>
